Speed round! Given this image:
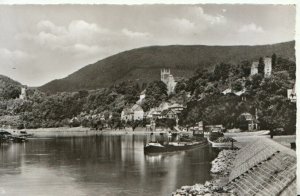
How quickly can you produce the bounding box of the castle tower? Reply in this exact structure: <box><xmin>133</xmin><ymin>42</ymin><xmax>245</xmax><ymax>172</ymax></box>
<box><xmin>160</xmin><ymin>69</ymin><xmax>177</xmax><ymax>95</ymax></box>
<box><xmin>250</xmin><ymin>62</ymin><xmax>259</xmax><ymax>76</ymax></box>
<box><xmin>264</xmin><ymin>57</ymin><xmax>272</xmax><ymax>78</ymax></box>
<box><xmin>161</xmin><ymin>69</ymin><xmax>170</xmax><ymax>84</ymax></box>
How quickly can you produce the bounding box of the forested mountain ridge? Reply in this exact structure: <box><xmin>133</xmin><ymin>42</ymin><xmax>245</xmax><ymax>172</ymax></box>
<box><xmin>39</xmin><ymin>41</ymin><xmax>295</xmax><ymax>93</ymax></box>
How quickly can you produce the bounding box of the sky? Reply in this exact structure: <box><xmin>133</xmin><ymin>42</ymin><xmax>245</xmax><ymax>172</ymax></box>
<box><xmin>0</xmin><ymin>4</ymin><xmax>296</xmax><ymax>86</ymax></box>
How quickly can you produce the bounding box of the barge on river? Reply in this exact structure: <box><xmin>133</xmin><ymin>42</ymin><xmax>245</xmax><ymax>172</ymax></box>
<box><xmin>144</xmin><ymin>130</ymin><xmax>207</xmax><ymax>154</ymax></box>
<box><xmin>144</xmin><ymin>140</ymin><xmax>207</xmax><ymax>154</ymax></box>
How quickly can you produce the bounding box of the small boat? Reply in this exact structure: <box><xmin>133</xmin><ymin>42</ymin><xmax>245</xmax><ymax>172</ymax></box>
<box><xmin>144</xmin><ymin>139</ymin><xmax>208</xmax><ymax>154</ymax></box>
<box><xmin>0</xmin><ymin>130</ymin><xmax>28</xmax><ymax>143</ymax></box>
<box><xmin>207</xmin><ymin>137</ymin><xmax>235</xmax><ymax>148</ymax></box>
<box><xmin>19</xmin><ymin>131</ymin><xmax>34</xmax><ymax>137</ymax></box>
<box><xmin>206</xmin><ymin>130</ymin><xmax>237</xmax><ymax>149</ymax></box>
<box><xmin>10</xmin><ymin>136</ymin><xmax>28</xmax><ymax>143</ymax></box>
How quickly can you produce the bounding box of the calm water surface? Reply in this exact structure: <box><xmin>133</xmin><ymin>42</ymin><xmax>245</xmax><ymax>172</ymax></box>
<box><xmin>0</xmin><ymin>132</ymin><xmax>217</xmax><ymax>196</ymax></box>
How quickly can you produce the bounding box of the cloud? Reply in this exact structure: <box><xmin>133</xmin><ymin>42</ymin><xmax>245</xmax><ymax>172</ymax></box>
<box><xmin>37</xmin><ymin>20</ymin><xmax>67</xmax><ymax>35</ymax></box>
<box><xmin>238</xmin><ymin>23</ymin><xmax>264</xmax><ymax>33</ymax></box>
<box><xmin>121</xmin><ymin>28</ymin><xmax>150</xmax><ymax>39</ymax></box>
<box><xmin>185</xmin><ymin>6</ymin><xmax>227</xmax><ymax>25</ymax></box>
<box><xmin>0</xmin><ymin>48</ymin><xmax>32</xmax><ymax>61</ymax></box>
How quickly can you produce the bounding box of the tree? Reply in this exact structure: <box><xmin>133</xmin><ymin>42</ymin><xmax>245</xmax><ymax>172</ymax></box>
<box><xmin>213</xmin><ymin>63</ymin><xmax>231</xmax><ymax>81</ymax></box>
<box><xmin>271</xmin><ymin>53</ymin><xmax>277</xmax><ymax>67</ymax></box>
<box><xmin>175</xmin><ymin>80</ymin><xmax>186</xmax><ymax>93</ymax></box>
<box><xmin>232</xmin><ymin>80</ymin><xmax>243</xmax><ymax>91</ymax></box>
<box><xmin>251</xmin><ymin>74</ymin><xmax>263</xmax><ymax>89</ymax></box>
<box><xmin>240</xmin><ymin>60</ymin><xmax>251</xmax><ymax>77</ymax></box>
<box><xmin>258</xmin><ymin>57</ymin><xmax>265</xmax><ymax>75</ymax></box>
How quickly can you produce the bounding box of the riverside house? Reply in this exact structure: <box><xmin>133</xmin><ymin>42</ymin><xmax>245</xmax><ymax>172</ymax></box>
<box><xmin>239</xmin><ymin>112</ymin><xmax>259</xmax><ymax>131</ymax></box>
<box><xmin>121</xmin><ymin>104</ymin><xmax>145</xmax><ymax>122</ymax></box>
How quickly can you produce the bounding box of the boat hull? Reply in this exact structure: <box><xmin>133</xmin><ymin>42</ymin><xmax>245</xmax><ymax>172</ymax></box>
<box><xmin>223</xmin><ymin>130</ymin><xmax>270</xmax><ymax>137</ymax></box>
<box><xmin>144</xmin><ymin>141</ymin><xmax>208</xmax><ymax>154</ymax></box>
<box><xmin>207</xmin><ymin>137</ymin><xmax>235</xmax><ymax>148</ymax></box>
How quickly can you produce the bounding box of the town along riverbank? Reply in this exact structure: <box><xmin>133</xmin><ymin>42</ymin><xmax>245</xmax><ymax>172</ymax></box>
<box><xmin>173</xmin><ymin>137</ymin><xmax>296</xmax><ymax>195</ymax></box>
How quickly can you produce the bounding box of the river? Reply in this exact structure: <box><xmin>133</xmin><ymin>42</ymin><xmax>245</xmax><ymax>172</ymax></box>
<box><xmin>0</xmin><ymin>132</ymin><xmax>217</xmax><ymax>196</ymax></box>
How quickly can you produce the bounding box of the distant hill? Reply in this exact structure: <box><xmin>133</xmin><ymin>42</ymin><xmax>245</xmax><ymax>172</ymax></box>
<box><xmin>0</xmin><ymin>75</ymin><xmax>22</xmax><ymax>100</ymax></box>
<box><xmin>40</xmin><ymin>41</ymin><xmax>295</xmax><ymax>93</ymax></box>
<box><xmin>0</xmin><ymin>75</ymin><xmax>21</xmax><ymax>88</ymax></box>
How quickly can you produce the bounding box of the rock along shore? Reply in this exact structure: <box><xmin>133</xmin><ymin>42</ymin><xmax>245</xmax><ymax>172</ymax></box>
<box><xmin>172</xmin><ymin>150</ymin><xmax>237</xmax><ymax>196</ymax></box>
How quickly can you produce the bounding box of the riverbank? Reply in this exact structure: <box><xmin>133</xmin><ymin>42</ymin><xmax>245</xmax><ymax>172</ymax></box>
<box><xmin>3</xmin><ymin>126</ymin><xmax>167</xmax><ymax>136</ymax></box>
<box><xmin>172</xmin><ymin>150</ymin><xmax>237</xmax><ymax>196</ymax></box>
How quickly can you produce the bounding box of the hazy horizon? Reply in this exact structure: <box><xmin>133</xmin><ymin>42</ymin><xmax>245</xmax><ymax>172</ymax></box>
<box><xmin>0</xmin><ymin>4</ymin><xmax>295</xmax><ymax>86</ymax></box>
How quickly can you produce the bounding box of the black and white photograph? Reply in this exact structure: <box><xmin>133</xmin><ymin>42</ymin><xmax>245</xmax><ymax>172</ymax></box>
<box><xmin>0</xmin><ymin>1</ymin><xmax>297</xmax><ymax>196</ymax></box>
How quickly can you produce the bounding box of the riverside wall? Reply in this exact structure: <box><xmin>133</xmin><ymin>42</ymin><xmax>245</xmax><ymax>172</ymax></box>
<box><xmin>173</xmin><ymin>137</ymin><xmax>296</xmax><ymax>196</ymax></box>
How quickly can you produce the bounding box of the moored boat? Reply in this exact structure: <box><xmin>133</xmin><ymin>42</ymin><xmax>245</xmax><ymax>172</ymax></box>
<box><xmin>19</xmin><ymin>131</ymin><xmax>34</xmax><ymax>138</ymax></box>
<box><xmin>144</xmin><ymin>139</ymin><xmax>208</xmax><ymax>154</ymax></box>
<box><xmin>0</xmin><ymin>130</ymin><xmax>29</xmax><ymax>143</ymax></box>
<box><xmin>223</xmin><ymin>130</ymin><xmax>270</xmax><ymax>137</ymax></box>
<box><xmin>10</xmin><ymin>136</ymin><xmax>28</xmax><ymax>143</ymax></box>
<box><xmin>207</xmin><ymin>137</ymin><xmax>236</xmax><ymax>148</ymax></box>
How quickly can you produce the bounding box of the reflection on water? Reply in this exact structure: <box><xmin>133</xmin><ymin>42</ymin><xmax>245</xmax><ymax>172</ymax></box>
<box><xmin>0</xmin><ymin>134</ymin><xmax>217</xmax><ymax>196</ymax></box>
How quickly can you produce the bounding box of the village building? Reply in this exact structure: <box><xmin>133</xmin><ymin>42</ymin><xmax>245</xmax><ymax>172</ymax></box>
<box><xmin>131</xmin><ymin>104</ymin><xmax>144</xmax><ymax>120</ymax></box>
<box><xmin>146</xmin><ymin>102</ymin><xmax>184</xmax><ymax>120</ymax></box>
<box><xmin>121</xmin><ymin>104</ymin><xmax>144</xmax><ymax>121</ymax></box>
<box><xmin>222</xmin><ymin>88</ymin><xmax>232</xmax><ymax>95</ymax></box>
<box><xmin>250</xmin><ymin>62</ymin><xmax>259</xmax><ymax>76</ymax></box>
<box><xmin>287</xmin><ymin>85</ymin><xmax>296</xmax><ymax>102</ymax></box>
<box><xmin>168</xmin><ymin>103</ymin><xmax>185</xmax><ymax>112</ymax></box>
<box><xmin>198</xmin><ymin>121</ymin><xmax>204</xmax><ymax>131</ymax></box>
<box><xmin>264</xmin><ymin>57</ymin><xmax>272</xmax><ymax>78</ymax></box>
<box><xmin>121</xmin><ymin>108</ymin><xmax>134</xmax><ymax>121</ymax></box>
<box><xmin>161</xmin><ymin>69</ymin><xmax>177</xmax><ymax>95</ymax></box>
<box><xmin>205</xmin><ymin>124</ymin><xmax>225</xmax><ymax>132</ymax></box>
<box><xmin>222</xmin><ymin>88</ymin><xmax>246</xmax><ymax>96</ymax></box>
<box><xmin>158</xmin><ymin>101</ymin><xmax>172</xmax><ymax>111</ymax></box>
<box><xmin>240</xmin><ymin>112</ymin><xmax>259</xmax><ymax>131</ymax></box>
<box><xmin>161</xmin><ymin>109</ymin><xmax>177</xmax><ymax>119</ymax></box>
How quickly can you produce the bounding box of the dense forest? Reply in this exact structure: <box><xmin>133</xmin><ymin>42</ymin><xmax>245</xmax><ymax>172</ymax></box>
<box><xmin>0</xmin><ymin>54</ymin><xmax>296</xmax><ymax>134</ymax></box>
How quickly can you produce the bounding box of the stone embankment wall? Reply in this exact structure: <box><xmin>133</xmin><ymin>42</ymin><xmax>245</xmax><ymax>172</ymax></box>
<box><xmin>173</xmin><ymin>138</ymin><xmax>296</xmax><ymax>196</ymax></box>
<box><xmin>227</xmin><ymin>138</ymin><xmax>296</xmax><ymax>196</ymax></box>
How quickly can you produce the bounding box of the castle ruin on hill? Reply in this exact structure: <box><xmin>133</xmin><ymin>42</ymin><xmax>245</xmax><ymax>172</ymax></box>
<box><xmin>161</xmin><ymin>69</ymin><xmax>177</xmax><ymax>95</ymax></box>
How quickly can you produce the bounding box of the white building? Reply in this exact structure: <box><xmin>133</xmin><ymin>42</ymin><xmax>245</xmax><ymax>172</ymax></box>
<box><xmin>19</xmin><ymin>87</ymin><xmax>27</xmax><ymax>100</ymax></box>
<box><xmin>287</xmin><ymin>85</ymin><xmax>296</xmax><ymax>102</ymax></box>
<box><xmin>121</xmin><ymin>108</ymin><xmax>133</xmax><ymax>121</ymax></box>
<box><xmin>131</xmin><ymin>104</ymin><xmax>144</xmax><ymax>120</ymax></box>
<box><xmin>136</xmin><ymin>90</ymin><xmax>146</xmax><ymax>105</ymax></box>
<box><xmin>250</xmin><ymin>62</ymin><xmax>259</xmax><ymax>76</ymax></box>
<box><xmin>264</xmin><ymin>57</ymin><xmax>272</xmax><ymax>78</ymax></box>
<box><xmin>161</xmin><ymin>69</ymin><xmax>177</xmax><ymax>95</ymax></box>
<box><xmin>240</xmin><ymin>112</ymin><xmax>259</xmax><ymax>131</ymax></box>
<box><xmin>121</xmin><ymin>104</ymin><xmax>144</xmax><ymax>121</ymax></box>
